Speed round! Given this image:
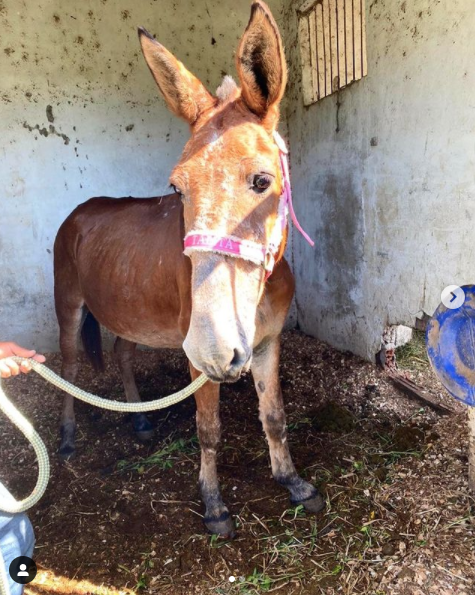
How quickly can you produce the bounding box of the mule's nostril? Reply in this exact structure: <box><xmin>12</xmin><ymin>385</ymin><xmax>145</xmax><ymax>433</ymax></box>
<box><xmin>226</xmin><ymin>347</ymin><xmax>251</xmax><ymax>376</ymax></box>
<box><xmin>230</xmin><ymin>348</ymin><xmax>242</xmax><ymax>367</ymax></box>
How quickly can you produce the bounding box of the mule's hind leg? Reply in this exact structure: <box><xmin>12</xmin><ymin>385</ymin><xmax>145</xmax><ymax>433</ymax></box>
<box><xmin>114</xmin><ymin>337</ymin><xmax>154</xmax><ymax>441</ymax></box>
<box><xmin>57</xmin><ymin>302</ymin><xmax>84</xmax><ymax>460</ymax></box>
<box><xmin>251</xmin><ymin>338</ymin><xmax>325</xmax><ymax>513</ymax></box>
<box><xmin>189</xmin><ymin>363</ymin><xmax>235</xmax><ymax>538</ymax></box>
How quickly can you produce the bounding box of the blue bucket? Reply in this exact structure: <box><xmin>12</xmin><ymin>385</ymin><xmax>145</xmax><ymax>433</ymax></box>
<box><xmin>426</xmin><ymin>285</ymin><xmax>475</xmax><ymax>406</ymax></box>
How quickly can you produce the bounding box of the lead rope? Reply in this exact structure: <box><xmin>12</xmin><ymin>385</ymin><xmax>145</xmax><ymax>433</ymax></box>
<box><xmin>0</xmin><ymin>357</ymin><xmax>207</xmax><ymax>514</ymax></box>
<box><xmin>0</xmin><ymin>359</ymin><xmax>207</xmax><ymax>595</ymax></box>
<box><xmin>0</xmin><ymin>555</ymin><xmax>9</xmax><ymax>595</ymax></box>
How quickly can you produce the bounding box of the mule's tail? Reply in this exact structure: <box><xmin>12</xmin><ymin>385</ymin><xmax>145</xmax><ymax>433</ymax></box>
<box><xmin>81</xmin><ymin>311</ymin><xmax>105</xmax><ymax>372</ymax></box>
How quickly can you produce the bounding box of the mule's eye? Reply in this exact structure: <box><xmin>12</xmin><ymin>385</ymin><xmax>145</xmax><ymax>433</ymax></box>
<box><xmin>171</xmin><ymin>184</ymin><xmax>182</xmax><ymax>196</ymax></box>
<box><xmin>252</xmin><ymin>174</ymin><xmax>272</xmax><ymax>193</ymax></box>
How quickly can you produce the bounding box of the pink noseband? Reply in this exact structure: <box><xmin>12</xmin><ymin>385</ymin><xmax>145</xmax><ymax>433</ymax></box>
<box><xmin>183</xmin><ymin>132</ymin><xmax>314</xmax><ymax>279</ymax></box>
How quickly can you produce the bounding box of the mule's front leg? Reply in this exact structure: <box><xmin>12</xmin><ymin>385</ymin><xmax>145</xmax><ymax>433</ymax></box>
<box><xmin>189</xmin><ymin>364</ymin><xmax>235</xmax><ymax>538</ymax></box>
<box><xmin>252</xmin><ymin>339</ymin><xmax>325</xmax><ymax>513</ymax></box>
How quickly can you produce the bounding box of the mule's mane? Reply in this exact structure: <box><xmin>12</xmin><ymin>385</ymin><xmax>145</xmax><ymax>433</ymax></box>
<box><xmin>215</xmin><ymin>75</ymin><xmax>240</xmax><ymax>104</ymax></box>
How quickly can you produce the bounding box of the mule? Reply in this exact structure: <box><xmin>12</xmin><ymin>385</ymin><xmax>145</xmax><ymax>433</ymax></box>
<box><xmin>54</xmin><ymin>0</ymin><xmax>324</xmax><ymax>537</ymax></box>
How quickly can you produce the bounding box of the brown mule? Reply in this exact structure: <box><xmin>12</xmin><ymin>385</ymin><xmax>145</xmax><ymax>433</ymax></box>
<box><xmin>54</xmin><ymin>1</ymin><xmax>324</xmax><ymax>537</ymax></box>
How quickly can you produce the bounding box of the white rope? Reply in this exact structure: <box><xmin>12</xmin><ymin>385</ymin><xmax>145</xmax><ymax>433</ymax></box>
<box><xmin>0</xmin><ymin>551</ymin><xmax>11</xmax><ymax>595</ymax></box>
<box><xmin>0</xmin><ymin>357</ymin><xmax>207</xmax><ymax>514</ymax></box>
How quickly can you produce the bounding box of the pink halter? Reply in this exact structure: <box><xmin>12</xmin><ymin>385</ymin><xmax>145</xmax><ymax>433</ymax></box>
<box><xmin>183</xmin><ymin>131</ymin><xmax>314</xmax><ymax>279</ymax></box>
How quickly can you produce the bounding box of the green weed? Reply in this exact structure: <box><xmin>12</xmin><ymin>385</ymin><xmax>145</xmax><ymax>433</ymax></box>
<box><xmin>117</xmin><ymin>435</ymin><xmax>198</xmax><ymax>473</ymax></box>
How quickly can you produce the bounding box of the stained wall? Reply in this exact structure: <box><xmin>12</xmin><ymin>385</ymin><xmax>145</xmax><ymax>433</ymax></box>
<box><xmin>283</xmin><ymin>0</ymin><xmax>475</xmax><ymax>359</ymax></box>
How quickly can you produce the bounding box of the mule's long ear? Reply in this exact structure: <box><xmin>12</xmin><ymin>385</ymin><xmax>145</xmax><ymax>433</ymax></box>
<box><xmin>236</xmin><ymin>1</ymin><xmax>287</xmax><ymax>128</ymax></box>
<box><xmin>139</xmin><ymin>28</ymin><xmax>215</xmax><ymax>125</ymax></box>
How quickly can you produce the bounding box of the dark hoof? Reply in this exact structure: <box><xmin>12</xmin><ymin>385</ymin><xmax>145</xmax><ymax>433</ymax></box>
<box><xmin>58</xmin><ymin>445</ymin><xmax>76</xmax><ymax>461</ymax></box>
<box><xmin>204</xmin><ymin>511</ymin><xmax>236</xmax><ymax>539</ymax></box>
<box><xmin>132</xmin><ymin>413</ymin><xmax>155</xmax><ymax>441</ymax></box>
<box><xmin>136</xmin><ymin>428</ymin><xmax>155</xmax><ymax>441</ymax></box>
<box><xmin>293</xmin><ymin>490</ymin><xmax>326</xmax><ymax>514</ymax></box>
<box><xmin>59</xmin><ymin>425</ymin><xmax>76</xmax><ymax>461</ymax></box>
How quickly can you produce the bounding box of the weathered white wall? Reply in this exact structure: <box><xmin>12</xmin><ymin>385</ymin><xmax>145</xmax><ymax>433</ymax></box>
<box><xmin>283</xmin><ymin>0</ymin><xmax>475</xmax><ymax>360</ymax></box>
<box><xmin>9</xmin><ymin>0</ymin><xmax>467</xmax><ymax>362</ymax></box>
<box><xmin>0</xmin><ymin>0</ymin><xmax>283</xmax><ymax>351</ymax></box>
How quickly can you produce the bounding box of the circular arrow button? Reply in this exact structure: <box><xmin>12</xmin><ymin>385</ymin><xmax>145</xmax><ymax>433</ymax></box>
<box><xmin>441</xmin><ymin>285</ymin><xmax>465</xmax><ymax>310</ymax></box>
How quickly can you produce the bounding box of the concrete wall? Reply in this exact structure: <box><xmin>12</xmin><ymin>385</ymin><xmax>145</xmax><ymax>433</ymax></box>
<box><xmin>0</xmin><ymin>0</ymin><xmax>282</xmax><ymax>351</ymax></box>
<box><xmin>283</xmin><ymin>0</ymin><xmax>475</xmax><ymax>360</ymax></box>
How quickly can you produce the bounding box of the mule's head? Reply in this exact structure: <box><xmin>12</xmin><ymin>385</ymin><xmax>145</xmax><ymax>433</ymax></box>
<box><xmin>139</xmin><ymin>1</ymin><xmax>288</xmax><ymax>382</ymax></box>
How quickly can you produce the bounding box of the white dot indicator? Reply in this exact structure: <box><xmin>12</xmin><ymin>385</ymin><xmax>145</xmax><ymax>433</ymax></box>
<box><xmin>441</xmin><ymin>285</ymin><xmax>465</xmax><ymax>310</ymax></box>
<box><xmin>229</xmin><ymin>575</ymin><xmax>236</xmax><ymax>583</ymax></box>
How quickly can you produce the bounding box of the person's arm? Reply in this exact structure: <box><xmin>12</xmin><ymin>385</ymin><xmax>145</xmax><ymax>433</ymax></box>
<box><xmin>0</xmin><ymin>342</ymin><xmax>46</xmax><ymax>378</ymax></box>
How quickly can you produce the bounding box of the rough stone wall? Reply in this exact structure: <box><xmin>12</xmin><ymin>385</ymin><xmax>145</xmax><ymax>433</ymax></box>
<box><xmin>283</xmin><ymin>0</ymin><xmax>475</xmax><ymax>360</ymax></box>
<box><xmin>0</xmin><ymin>0</ymin><xmax>283</xmax><ymax>350</ymax></box>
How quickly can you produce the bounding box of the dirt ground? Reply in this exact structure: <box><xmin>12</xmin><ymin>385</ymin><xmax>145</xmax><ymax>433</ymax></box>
<box><xmin>1</xmin><ymin>330</ymin><xmax>474</xmax><ymax>595</ymax></box>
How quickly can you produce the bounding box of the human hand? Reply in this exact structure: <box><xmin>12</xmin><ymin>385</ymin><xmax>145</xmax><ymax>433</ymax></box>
<box><xmin>0</xmin><ymin>342</ymin><xmax>46</xmax><ymax>378</ymax></box>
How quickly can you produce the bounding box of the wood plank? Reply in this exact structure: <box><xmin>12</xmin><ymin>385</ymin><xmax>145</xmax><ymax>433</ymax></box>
<box><xmin>361</xmin><ymin>0</ymin><xmax>368</xmax><ymax>76</ymax></box>
<box><xmin>387</xmin><ymin>372</ymin><xmax>455</xmax><ymax>415</ymax></box>
<box><xmin>329</xmin><ymin>0</ymin><xmax>339</xmax><ymax>92</ymax></box>
<box><xmin>298</xmin><ymin>14</ymin><xmax>314</xmax><ymax>106</ymax></box>
<box><xmin>308</xmin><ymin>9</ymin><xmax>319</xmax><ymax>102</ymax></box>
<box><xmin>316</xmin><ymin>2</ymin><xmax>326</xmax><ymax>98</ymax></box>
<box><xmin>345</xmin><ymin>0</ymin><xmax>354</xmax><ymax>85</ymax></box>
<box><xmin>298</xmin><ymin>0</ymin><xmax>320</xmax><ymax>16</ymax></box>
<box><xmin>298</xmin><ymin>0</ymin><xmax>366</xmax><ymax>101</ymax></box>
<box><xmin>322</xmin><ymin>0</ymin><xmax>332</xmax><ymax>97</ymax></box>
<box><xmin>353</xmin><ymin>0</ymin><xmax>362</xmax><ymax>80</ymax></box>
<box><xmin>336</xmin><ymin>0</ymin><xmax>346</xmax><ymax>88</ymax></box>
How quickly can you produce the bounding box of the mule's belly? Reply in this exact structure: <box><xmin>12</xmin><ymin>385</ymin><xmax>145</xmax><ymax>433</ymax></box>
<box><xmin>85</xmin><ymin>301</ymin><xmax>186</xmax><ymax>349</ymax></box>
<box><xmin>113</xmin><ymin>327</ymin><xmax>184</xmax><ymax>349</ymax></box>
<box><xmin>83</xmin><ymin>285</ymin><xmax>187</xmax><ymax>350</ymax></box>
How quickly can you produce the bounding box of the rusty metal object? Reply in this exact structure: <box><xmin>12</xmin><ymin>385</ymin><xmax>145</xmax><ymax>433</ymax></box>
<box><xmin>378</xmin><ymin>325</ymin><xmax>413</xmax><ymax>373</ymax></box>
<box><xmin>379</xmin><ymin>344</ymin><xmax>397</xmax><ymax>372</ymax></box>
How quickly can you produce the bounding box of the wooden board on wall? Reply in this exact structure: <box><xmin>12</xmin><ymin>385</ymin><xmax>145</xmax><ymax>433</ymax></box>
<box><xmin>322</xmin><ymin>0</ymin><xmax>332</xmax><ymax>97</ymax></box>
<box><xmin>345</xmin><ymin>0</ymin><xmax>354</xmax><ymax>85</ymax></box>
<box><xmin>315</xmin><ymin>2</ymin><xmax>326</xmax><ymax>99</ymax></box>
<box><xmin>298</xmin><ymin>12</ymin><xmax>314</xmax><ymax>105</ymax></box>
<box><xmin>353</xmin><ymin>0</ymin><xmax>362</xmax><ymax>81</ymax></box>
<box><xmin>336</xmin><ymin>0</ymin><xmax>346</xmax><ymax>89</ymax></box>
<box><xmin>329</xmin><ymin>0</ymin><xmax>339</xmax><ymax>93</ymax></box>
<box><xmin>298</xmin><ymin>0</ymin><xmax>367</xmax><ymax>105</ymax></box>
<box><xmin>309</xmin><ymin>8</ymin><xmax>319</xmax><ymax>100</ymax></box>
